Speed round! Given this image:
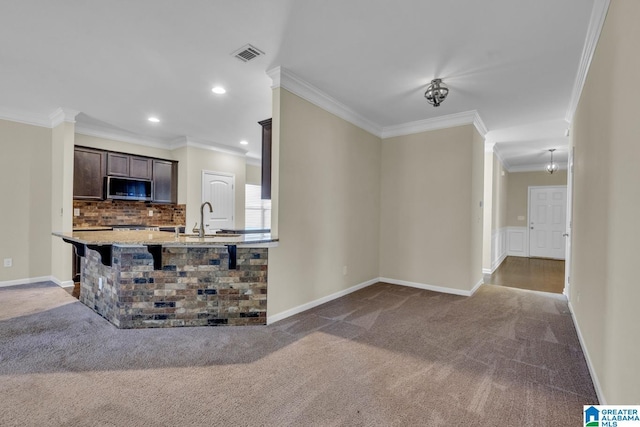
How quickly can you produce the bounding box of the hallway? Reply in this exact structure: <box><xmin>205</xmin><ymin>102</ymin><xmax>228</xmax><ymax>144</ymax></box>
<box><xmin>485</xmin><ymin>256</ymin><xmax>565</xmax><ymax>294</ymax></box>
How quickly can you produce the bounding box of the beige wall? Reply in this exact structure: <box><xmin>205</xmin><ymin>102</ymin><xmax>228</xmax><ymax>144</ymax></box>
<box><xmin>268</xmin><ymin>89</ymin><xmax>381</xmax><ymax>317</ymax></box>
<box><xmin>270</xmin><ymin>89</ymin><xmax>281</xmax><ymax>238</ymax></box>
<box><xmin>570</xmin><ymin>0</ymin><xmax>640</xmax><ymax>403</ymax></box>
<box><xmin>491</xmin><ymin>153</ymin><xmax>508</xmax><ymax>231</ymax></box>
<box><xmin>470</xmin><ymin>128</ymin><xmax>485</xmax><ymax>286</ymax></box>
<box><xmin>506</xmin><ymin>170</ymin><xmax>567</xmax><ymax>227</ymax></box>
<box><xmin>0</xmin><ymin>119</ymin><xmax>53</xmax><ymax>283</ymax></box>
<box><xmin>246</xmin><ymin>164</ymin><xmax>261</xmax><ymax>186</ymax></box>
<box><xmin>482</xmin><ymin>151</ymin><xmax>494</xmax><ymax>271</ymax></box>
<box><xmin>379</xmin><ymin>124</ymin><xmax>483</xmax><ymax>291</ymax></box>
<box><xmin>50</xmin><ymin>121</ymin><xmax>75</xmax><ymax>283</ymax></box>
<box><xmin>180</xmin><ymin>146</ymin><xmax>246</xmax><ymax>231</ymax></box>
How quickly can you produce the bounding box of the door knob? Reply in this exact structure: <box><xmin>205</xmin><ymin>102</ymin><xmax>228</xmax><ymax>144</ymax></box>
<box><xmin>563</xmin><ymin>233</ymin><xmax>569</xmax><ymax>237</ymax></box>
<box><xmin>530</xmin><ymin>227</ymin><xmax>534</xmax><ymax>230</ymax></box>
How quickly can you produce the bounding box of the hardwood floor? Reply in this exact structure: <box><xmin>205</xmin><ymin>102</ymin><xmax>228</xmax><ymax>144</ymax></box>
<box><xmin>484</xmin><ymin>256</ymin><xmax>565</xmax><ymax>294</ymax></box>
<box><xmin>63</xmin><ymin>282</ymin><xmax>81</xmax><ymax>299</ymax></box>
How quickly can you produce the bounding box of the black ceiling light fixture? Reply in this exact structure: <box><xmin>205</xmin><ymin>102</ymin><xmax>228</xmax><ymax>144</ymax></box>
<box><xmin>424</xmin><ymin>78</ymin><xmax>449</xmax><ymax>107</ymax></box>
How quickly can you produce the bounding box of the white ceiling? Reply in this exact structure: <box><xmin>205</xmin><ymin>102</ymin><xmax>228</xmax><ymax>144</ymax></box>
<box><xmin>0</xmin><ymin>0</ymin><xmax>598</xmax><ymax>167</ymax></box>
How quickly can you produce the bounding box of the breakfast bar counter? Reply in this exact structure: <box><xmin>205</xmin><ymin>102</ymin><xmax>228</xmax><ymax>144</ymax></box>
<box><xmin>54</xmin><ymin>230</ymin><xmax>278</xmax><ymax>329</ymax></box>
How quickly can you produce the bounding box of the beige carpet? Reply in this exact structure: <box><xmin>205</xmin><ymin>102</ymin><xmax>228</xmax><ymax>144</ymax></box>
<box><xmin>0</xmin><ymin>281</ymin><xmax>597</xmax><ymax>426</ymax></box>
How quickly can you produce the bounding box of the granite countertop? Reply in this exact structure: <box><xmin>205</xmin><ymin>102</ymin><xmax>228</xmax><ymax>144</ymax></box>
<box><xmin>72</xmin><ymin>226</ymin><xmax>114</xmax><ymax>231</ymax></box>
<box><xmin>54</xmin><ymin>230</ymin><xmax>278</xmax><ymax>246</ymax></box>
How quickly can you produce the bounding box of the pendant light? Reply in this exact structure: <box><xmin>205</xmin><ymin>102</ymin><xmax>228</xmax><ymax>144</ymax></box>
<box><xmin>424</xmin><ymin>78</ymin><xmax>449</xmax><ymax>107</ymax></box>
<box><xmin>546</xmin><ymin>149</ymin><xmax>558</xmax><ymax>174</ymax></box>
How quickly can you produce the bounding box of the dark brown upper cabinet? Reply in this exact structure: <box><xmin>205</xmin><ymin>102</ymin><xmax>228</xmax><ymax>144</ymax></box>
<box><xmin>74</xmin><ymin>146</ymin><xmax>178</xmax><ymax>203</ymax></box>
<box><xmin>74</xmin><ymin>147</ymin><xmax>106</xmax><ymax>200</ymax></box>
<box><xmin>259</xmin><ymin>118</ymin><xmax>272</xmax><ymax>200</ymax></box>
<box><xmin>107</xmin><ymin>153</ymin><xmax>152</xmax><ymax>179</ymax></box>
<box><xmin>106</xmin><ymin>152</ymin><xmax>130</xmax><ymax>176</ymax></box>
<box><xmin>129</xmin><ymin>156</ymin><xmax>153</xmax><ymax>179</ymax></box>
<box><xmin>152</xmin><ymin>160</ymin><xmax>178</xmax><ymax>204</ymax></box>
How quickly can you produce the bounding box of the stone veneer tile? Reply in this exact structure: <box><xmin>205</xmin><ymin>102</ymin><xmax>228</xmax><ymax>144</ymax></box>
<box><xmin>73</xmin><ymin>200</ymin><xmax>186</xmax><ymax>228</ymax></box>
<box><xmin>80</xmin><ymin>246</ymin><xmax>267</xmax><ymax>329</ymax></box>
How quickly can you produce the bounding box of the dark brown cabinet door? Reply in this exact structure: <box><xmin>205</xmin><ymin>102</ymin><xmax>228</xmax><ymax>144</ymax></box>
<box><xmin>129</xmin><ymin>156</ymin><xmax>153</xmax><ymax>179</ymax></box>
<box><xmin>74</xmin><ymin>147</ymin><xmax>106</xmax><ymax>199</ymax></box>
<box><xmin>107</xmin><ymin>152</ymin><xmax>129</xmax><ymax>176</ymax></box>
<box><xmin>259</xmin><ymin>118</ymin><xmax>272</xmax><ymax>200</ymax></box>
<box><xmin>152</xmin><ymin>160</ymin><xmax>177</xmax><ymax>203</ymax></box>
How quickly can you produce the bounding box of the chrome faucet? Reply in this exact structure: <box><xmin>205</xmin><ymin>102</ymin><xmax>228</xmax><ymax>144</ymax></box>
<box><xmin>199</xmin><ymin>202</ymin><xmax>213</xmax><ymax>237</ymax></box>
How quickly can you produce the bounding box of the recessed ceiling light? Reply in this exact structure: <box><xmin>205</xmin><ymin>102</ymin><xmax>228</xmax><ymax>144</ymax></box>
<box><xmin>240</xmin><ymin>140</ymin><xmax>249</xmax><ymax>145</ymax></box>
<box><xmin>148</xmin><ymin>117</ymin><xmax>160</xmax><ymax>123</ymax></box>
<box><xmin>212</xmin><ymin>86</ymin><xmax>226</xmax><ymax>94</ymax></box>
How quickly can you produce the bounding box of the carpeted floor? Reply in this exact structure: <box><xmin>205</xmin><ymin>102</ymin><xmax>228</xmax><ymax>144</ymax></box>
<box><xmin>0</xmin><ymin>281</ymin><xmax>597</xmax><ymax>426</ymax></box>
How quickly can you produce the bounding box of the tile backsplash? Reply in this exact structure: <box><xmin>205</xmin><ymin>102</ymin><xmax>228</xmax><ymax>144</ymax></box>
<box><xmin>73</xmin><ymin>200</ymin><xmax>185</xmax><ymax>228</ymax></box>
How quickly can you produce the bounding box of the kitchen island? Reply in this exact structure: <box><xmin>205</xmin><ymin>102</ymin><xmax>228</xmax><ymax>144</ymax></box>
<box><xmin>54</xmin><ymin>230</ymin><xmax>277</xmax><ymax>328</ymax></box>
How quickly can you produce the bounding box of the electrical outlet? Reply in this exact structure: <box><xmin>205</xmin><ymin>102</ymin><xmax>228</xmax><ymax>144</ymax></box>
<box><xmin>74</xmin><ymin>208</ymin><xmax>80</xmax><ymax>216</ymax></box>
<box><xmin>98</xmin><ymin>277</ymin><xmax>103</xmax><ymax>290</ymax></box>
<box><xmin>3</xmin><ymin>258</ymin><xmax>12</xmax><ymax>267</ymax></box>
<box><xmin>148</xmin><ymin>210</ymin><xmax>153</xmax><ymax>217</ymax></box>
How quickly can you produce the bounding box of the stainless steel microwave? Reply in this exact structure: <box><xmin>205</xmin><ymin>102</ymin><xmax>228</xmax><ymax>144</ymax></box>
<box><xmin>105</xmin><ymin>176</ymin><xmax>153</xmax><ymax>201</ymax></box>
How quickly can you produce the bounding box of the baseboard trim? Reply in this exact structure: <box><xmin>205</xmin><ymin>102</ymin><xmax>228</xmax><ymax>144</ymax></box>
<box><xmin>380</xmin><ymin>277</ymin><xmax>477</xmax><ymax>297</ymax></box>
<box><xmin>567</xmin><ymin>300</ymin><xmax>606</xmax><ymax>404</ymax></box>
<box><xmin>491</xmin><ymin>251</ymin><xmax>507</xmax><ymax>273</ymax></box>
<box><xmin>470</xmin><ymin>278</ymin><xmax>484</xmax><ymax>295</ymax></box>
<box><xmin>0</xmin><ymin>276</ymin><xmax>57</xmax><ymax>288</ymax></box>
<box><xmin>50</xmin><ymin>277</ymin><xmax>75</xmax><ymax>288</ymax></box>
<box><xmin>266</xmin><ymin>278</ymin><xmax>379</xmax><ymax>325</ymax></box>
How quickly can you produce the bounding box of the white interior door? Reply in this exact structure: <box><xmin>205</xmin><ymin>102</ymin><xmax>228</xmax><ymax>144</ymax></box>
<box><xmin>202</xmin><ymin>171</ymin><xmax>235</xmax><ymax>232</ymax></box>
<box><xmin>529</xmin><ymin>186</ymin><xmax>567</xmax><ymax>259</ymax></box>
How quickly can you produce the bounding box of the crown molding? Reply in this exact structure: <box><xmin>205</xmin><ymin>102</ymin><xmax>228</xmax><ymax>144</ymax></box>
<box><xmin>75</xmin><ymin>124</ymin><xmax>249</xmax><ymax>158</ymax></box>
<box><xmin>565</xmin><ymin>0</ymin><xmax>610</xmax><ymax>123</ymax></box>
<box><xmin>267</xmin><ymin>66</ymin><xmax>383</xmax><ymax>137</ymax></box>
<box><xmin>169</xmin><ymin>136</ymin><xmax>248</xmax><ymax>158</ymax></box>
<box><xmin>49</xmin><ymin>108</ymin><xmax>80</xmax><ymax>127</ymax></box>
<box><xmin>507</xmin><ymin>163</ymin><xmax>568</xmax><ymax>173</ymax></box>
<box><xmin>0</xmin><ymin>107</ymin><xmax>54</xmax><ymax>128</ymax></box>
<box><xmin>0</xmin><ymin>107</ymin><xmax>82</xmax><ymax>129</ymax></box>
<box><xmin>484</xmin><ymin>141</ymin><xmax>496</xmax><ymax>153</ymax></box>
<box><xmin>381</xmin><ymin>110</ymin><xmax>486</xmax><ymax>139</ymax></box>
<box><xmin>75</xmin><ymin>123</ymin><xmax>170</xmax><ymax>150</ymax></box>
<box><xmin>245</xmin><ymin>156</ymin><xmax>262</xmax><ymax>167</ymax></box>
<box><xmin>473</xmin><ymin>112</ymin><xmax>488</xmax><ymax>137</ymax></box>
<box><xmin>267</xmin><ymin>66</ymin><xmax>490</xmax><ymax>141</ymax></box>
<box><xmin>492</xmin><ymin>144</ymin><xmax>508</xmax><ymax>168</ymax></box>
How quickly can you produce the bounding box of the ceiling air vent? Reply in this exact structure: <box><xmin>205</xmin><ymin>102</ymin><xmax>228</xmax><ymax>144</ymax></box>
<box><xmin>231</xmin><ymin>44</ymin><xmax>265</xmax><ymax>62</ymax></box>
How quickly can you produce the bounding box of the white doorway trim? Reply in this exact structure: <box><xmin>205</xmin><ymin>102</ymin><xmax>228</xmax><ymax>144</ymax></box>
<box><xmin>563</xmin><ymin>147</ymin><xmax>575</xmax><ymax>297</ymax></box>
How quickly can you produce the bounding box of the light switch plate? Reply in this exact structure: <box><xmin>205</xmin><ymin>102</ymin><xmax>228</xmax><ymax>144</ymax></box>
<box><xmin>148</xmin><ymin>210</ymin><xmax>153</xmax><ymax>217</ymax></box>
<box><xmin>73</xmin><ymin>208</ymin><xmax>80</xmax><ymax>216</ymax></box>
<box><xmin>4</xmin><ymin>258</ymin><xmax>12</xmax><ymax>267</ymax></box>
